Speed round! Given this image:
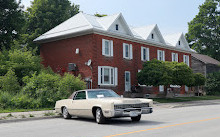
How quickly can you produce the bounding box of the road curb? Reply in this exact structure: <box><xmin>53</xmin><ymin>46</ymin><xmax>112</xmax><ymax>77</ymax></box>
<box><xmin>0</xmin><ymin>115</ymin><xmax>62</xmax><ymax>124</ymax></box>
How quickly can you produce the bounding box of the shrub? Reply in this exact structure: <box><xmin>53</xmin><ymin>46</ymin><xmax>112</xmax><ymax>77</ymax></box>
<box><xmin>22</xmin><ymin>70</ymin><xmax>86</xmax><ymax>108</ymax></box>
<box><xmin>22</xmin><ymin>71</ymin><xmax>61</xmax><ymax>107</ymax></box>
<box><xmin>206</xmin><ymin>71</ymin><xmax>220</xmax><ymax>95</ymax></box>
<box><xmin>0</xmin><ymin>92</ymin><xmax>14</xmax><ymax>109</ymax></box>
<box><xmin>58</xmin><ymin>73</ymin><xmax>86</xmax><ymax>98</ymax></box>
<box><xmin>0</xmin><ymin>69</ymin><xmax>21</xmax><ymax>94</ymax></box>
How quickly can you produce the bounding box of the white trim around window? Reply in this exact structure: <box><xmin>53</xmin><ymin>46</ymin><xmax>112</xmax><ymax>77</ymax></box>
<box><xmin>183</xmin><ymin>55</ymin><xmax>189</xmax><ymax>66</ymax></box>
<box><xmin>98</xmin><ymin>66</ymin><xmax>118</xmax><ymax>86</ymax></box>
<box><xmin>172</xmin><ymin>52</ymin><xmax>178</xmax><ymax>62</ymax></box>
<box><xmin>102</xmin><ymin>39</ymin><xmax>113</xmax><ymax>57</ymax></box>
<box><xmin>141</xmin><ymin>47</ymin><xmax>150</xmax><ymax>61</ymax></box>
<box><xmin>157</xmin><ymin>50</ymin><xmax>165</xmax><ymax>61</ymax></box>
<box><xmin>123</xmin><ymin>43</ymin><xmax>133</xmax><ymax>60</ymax></box>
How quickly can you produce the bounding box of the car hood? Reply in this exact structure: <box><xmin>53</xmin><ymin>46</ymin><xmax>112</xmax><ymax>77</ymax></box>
<box><xmin>91</xmin><ymin>97</ymin><xmax>150</xmax><ymax>104</ymax></box>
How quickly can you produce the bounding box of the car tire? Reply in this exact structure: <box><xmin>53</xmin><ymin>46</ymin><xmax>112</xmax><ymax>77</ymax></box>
<box><xmin>96</xmin><ymin>108</ymin><xmax>106</xmax><ymax>124</ymax></box>
<box><xmin>131</xmin><ymin>115</ymin><xmax>141</xmax><ymax>122</ymax></box>
<box><xmin>62</xmin><ymin>107</ymin><xmax>71</xmax><ymax>119</ymax></box>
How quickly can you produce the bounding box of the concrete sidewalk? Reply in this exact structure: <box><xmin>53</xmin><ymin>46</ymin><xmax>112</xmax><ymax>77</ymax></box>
<box><xmin>153</xmin><ymin>99</ymin><xmax>220</xmax><ymax>108</ymax></box>
<box><xmin>1</xmin><ymin>99</ymin><xmax>220</xmax><ymax>123</ymax></box>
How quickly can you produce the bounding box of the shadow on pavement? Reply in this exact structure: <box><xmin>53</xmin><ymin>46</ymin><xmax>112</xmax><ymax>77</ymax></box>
<box><xmin>66</xmin><ymin>117</ymin><xmax>165</xmax><ymax>127</ymax></box>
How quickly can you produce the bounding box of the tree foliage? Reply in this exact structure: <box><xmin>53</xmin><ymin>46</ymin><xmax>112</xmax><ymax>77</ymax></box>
<box><xmin>24</xmin><ymin>0</ymin><xmax>80</xmax><ymax>52</ymax></box>
<box><xmin>0</xmin><ymin>69</ymin><xmax>21</xmax><ymax>93</ymax></box>
<box><xmin>138</xmin><ymin>60</ymin><xmax>196</xmax><ymax>95</ymax></box>
<box><xmin>206</xmin><ymin>71</ymin><xmax>220</xmax><ymax>95</ymax></box>
<box><xmin>22</xmin><ymin>70</ymin><xmax>86</xmax><ymax>107</ymax></box>
<box><xmin>0</xmin><ymin>45</ymin><xmax>42</xmax><ymax>83</ymax></box>
<box><xmin>0</xmin><ymin>0</ymin><xmax>25</xmax><ymax>49</ymax></box>
<box><xmin>186</xmin><ymin>0</ymin><xmax>220</xmax><ymax>61</ymax></box>
<box><xmin>192</xmin><ymin>73</ymin><xmax>206</xmax><ymax>86</ymax></box>
<box><xmin>171</xmin><ymin>62</ymin><xmax>194</xmax><ymax>86</ymax></box>
<box><xmin>137</xmin><ymin>59</ymin><xmax>173</xmax><ymax>87</ymax></box>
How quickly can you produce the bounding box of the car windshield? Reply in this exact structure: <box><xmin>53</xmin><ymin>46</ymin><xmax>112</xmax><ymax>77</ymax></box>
<box><xmin>87</xmin><ymin>90</ymin><xmax>120</xmax><ymax>99</ymax></box>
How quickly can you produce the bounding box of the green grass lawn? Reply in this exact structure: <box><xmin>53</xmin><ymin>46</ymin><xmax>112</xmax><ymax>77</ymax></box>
<box><xmin>152</xmin><ymin>96</ymin><xmax>220</xmax><ymax>103</ymax></box>
<box><xmin>0</xmin><ymin>108</ymin><xmax>54</xmax><ymax>113</ymax></box>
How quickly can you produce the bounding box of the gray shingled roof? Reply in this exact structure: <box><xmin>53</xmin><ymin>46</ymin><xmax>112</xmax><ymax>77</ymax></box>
<box><xmin>192</xmin><ymin>53</ymin><xmax>220</xmax><ymax>65</ymax></box>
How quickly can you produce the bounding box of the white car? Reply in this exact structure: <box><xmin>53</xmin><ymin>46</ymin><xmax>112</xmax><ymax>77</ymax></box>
<box><xmin>55</xmin><ymin>89</ymin><xmax>153</xmax><ymax>124</ymax></box>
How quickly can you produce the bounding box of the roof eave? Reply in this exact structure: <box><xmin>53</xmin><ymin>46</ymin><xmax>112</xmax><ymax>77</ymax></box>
<box><xmin>93</xmin><ymin>28</ymin><xmax>193</xmax><ymax>54</ymax></box>
<box><xmin>33</xmin><ymin>28</ymin><xmax>94</xmax><ymax>44</ymax></box>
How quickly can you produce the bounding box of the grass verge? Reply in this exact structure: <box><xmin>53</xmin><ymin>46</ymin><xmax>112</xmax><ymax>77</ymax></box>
<box><xmin>0</xmin><ymin>108</ymin><xmax>53</xmax><ymax>113</ymax></box>
<box><xmin>152</xmin><ymin>96</ymin><xmax>220</xmax><ymax>103</ymax></box>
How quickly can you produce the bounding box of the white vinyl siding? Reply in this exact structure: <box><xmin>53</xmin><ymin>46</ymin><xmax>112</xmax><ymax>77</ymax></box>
<box><xmin>141</xmin><ymin>47</ymin><xmax>150</xmax><ymax>61</ymax></box>
<box><xmin>172</xmin><ymin>53</ymin><xmax>178</xmax><ymax>62</ymax></box>
<box><xmin>123</xmin><ymin>43</ymin><xmax>133</xmax><ymax>59</ymax></box>
<box><xmin>183</xmin><ymin>55</ymin><xmax>189</xmax><ymax>66</ymax></box>
<box><xmin>157</xmin><ymin>50</ymin><xmax>165</xmax><ymax>61</ymax></box>
<box><xmin>102</xmin><ymin>39</ymin><xmax>113</xmax><ymax>57</ymax></box>
<box><xmin>98</xmin><ymin>66</ymin><xmax>118</xmax><ymax>86</ymax></box>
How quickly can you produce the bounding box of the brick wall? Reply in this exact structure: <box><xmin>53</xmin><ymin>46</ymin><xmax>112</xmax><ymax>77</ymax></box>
<box><xmin>40</xmin><ymin>33</ymin><xmax>191</xmax><ymax>95</ymax></box>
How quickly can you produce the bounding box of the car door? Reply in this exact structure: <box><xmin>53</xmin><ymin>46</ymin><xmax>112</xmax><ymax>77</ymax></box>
<box><xmin>69</xmin><ymin>91</ymin><xmax>91</xmax><ymax>117</ymax></box>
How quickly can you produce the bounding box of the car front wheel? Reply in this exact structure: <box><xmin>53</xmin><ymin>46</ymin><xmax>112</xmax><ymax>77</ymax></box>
<box><xmin>62</xmin><ymin>107</ymin><xmax>71</xmax><ymax>119</ymax></box>
<box><xmin>96</xmin><ymin>108</ymin><xmax>106</xmax><ymax>124</ymax></box>
<box><xmin>131</xmin><ymin>115</ymin><xmax>141</xmax><ymax>122</ymax></box>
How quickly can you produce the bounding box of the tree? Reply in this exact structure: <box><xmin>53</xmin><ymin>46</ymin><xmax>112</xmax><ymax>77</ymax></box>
<box><xmin>0</xmin><ymin>69</ymin><xmax>21</xmax><ymax>93</ymax></box>
<box><xmin>192</xmin><ymin>73</ymin><xmax>206</xmax><ymax>86</ymax></box>
<box><xmin>24</xmin><ymin>0</ymin><xmax>80</xmax><ymax>52</ymax></box>
<box><xmin>205</xmin><ymin>71</ymin><xmax>220</xmax><ymax>95</ymax></box>
<box><xmin>186</xmin><ymin>0</ymin><xmax>220</xmax><ymax>61</ymax></box>
<box><xmin>137</xmin><ymin>59</ymin><xmax>173</xmax><ymax>95</ymax></box>
<box><xmin>0</xmin><ymin>0</ymin><xmax>25</xmax><ymax>49</ymax></box>
<box><xmin>137</xmin><ymin>60</ymin><xmax>194</xmax><ymax>96</ymax></box>
<box><xmin>171</xmin><ymin>62</ymin><xmax>194</xmax><ymax>87</ymax></box>
<box><xmin>0</xmin><ymin>44</ymin><xmax>42</xmax><ymax>83</ymax></box>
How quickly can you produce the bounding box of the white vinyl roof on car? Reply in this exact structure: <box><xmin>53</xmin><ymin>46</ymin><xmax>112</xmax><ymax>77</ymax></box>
<box><xmin>34</xmin><ymin>12</ymin><xmax>192</xmax><ymax>52</ymax></box>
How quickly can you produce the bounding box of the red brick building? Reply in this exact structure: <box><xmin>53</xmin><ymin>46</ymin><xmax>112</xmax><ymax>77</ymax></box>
<box><xmin>35</xmin><ymin>13</ymin><xmax>193</xmax><ymax>96</ymax></box>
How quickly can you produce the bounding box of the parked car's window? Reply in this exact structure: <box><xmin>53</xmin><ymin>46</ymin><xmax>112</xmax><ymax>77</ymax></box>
<box><xmin>87</xmin><ymin>90</ymin><xmax>120</xmax><ymax>99</ymax></box>
<box><xmin>74</xmin><ymin>91</ymin><xmax>86</xmax><ymax>100</ymax></box>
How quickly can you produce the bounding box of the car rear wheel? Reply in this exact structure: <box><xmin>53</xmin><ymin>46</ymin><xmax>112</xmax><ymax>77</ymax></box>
<box><xmin>131</xmin><ymin>115</ymin><xmax>141</xmax><ymax>122</ymax></box>
<box><xmin>62</xmin><ymin>107</ymin><xmax>71</xmax><ymax>119</ymax></box>
<box><xmin>96</xmin><ymin>108</ymin><xmax>106</xmax><ymax>124</ymax></box>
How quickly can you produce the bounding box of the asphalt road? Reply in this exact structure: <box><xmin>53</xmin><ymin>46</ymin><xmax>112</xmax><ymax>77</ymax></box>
<box><xmin>1</xmin><ymin>104</ymin><xmax>220</xmax><ymax>137</ymax></box>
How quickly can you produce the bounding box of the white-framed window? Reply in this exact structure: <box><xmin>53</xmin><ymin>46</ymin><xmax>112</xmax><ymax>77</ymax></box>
<box><xmin>172</xmin><ymin>53</ymin><xmax>178</xmax><ymax>62</ymax></box>
<box><xmin>116</xmin><ymin>24</ymin><xmax>119</xmax><ymax>30</ymax></box>
<box><xmin>157</xmin><ymin>50</ymin><xmax>165</xmax><ymax>61</ymax></box>
<box><xmin>123</xmin><ymin>43</ymin><xmax>133</xmax><ymax>60</ymax></box>
<box><xmin>102</xmin><ymin>39</ymin><xmax>113</xmax><ymax>57</ymax></box>
<box><xmin>183</xmin><ymin>55</ymin><xmax>189</xmax><ymax>66</ymax></box>
<box><xmin>151</xmin><ymin>33</ymin><xmax>154</xmax><ymax>39</ymax></box>
<box><xmin>185</xmin><ymin>85</ymin><xmax>189</xmax><ymax>92</ymax></box>
<box><xmin>159</xmin><ymin>85</ymin><xmax>164</xmax><ymax>92</ymax></box>
<box><xmin>98</xmin><ymin>66</ymin><xmax>118</xmax><ymax>86</ymax></box>
<box><xmin>141</xmin><ymin>47</ymin><xmax>150</xmax><ymax>61</ymax></box>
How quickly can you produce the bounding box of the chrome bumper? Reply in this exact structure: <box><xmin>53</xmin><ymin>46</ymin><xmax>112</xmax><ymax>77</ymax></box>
<box><xmin>112</xmin><ymin>107</ymin><xmax>153</xmax><ymax>117</ymax></box>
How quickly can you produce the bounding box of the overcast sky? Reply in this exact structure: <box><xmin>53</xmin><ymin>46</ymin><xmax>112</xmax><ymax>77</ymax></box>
<box><xmin>20</xmin><ymin>0</ymin><xmax>205</xmax><ymax>35</ymax></box>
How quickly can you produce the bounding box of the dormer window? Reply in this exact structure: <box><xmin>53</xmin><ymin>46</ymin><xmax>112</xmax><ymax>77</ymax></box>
<box><xmin>116</xmin><ymin>24</ymin><xmax>119</xmax><ymax>30</ymax></box>
<box><xmin>178</xmin><ymin>41</ymin><xmax>181</xmax><ymax>45</ymax></box>
<box><xmin>151</xmin><ymin>34</ymin><xmax>154</xmax><ymax>39</ymax></box>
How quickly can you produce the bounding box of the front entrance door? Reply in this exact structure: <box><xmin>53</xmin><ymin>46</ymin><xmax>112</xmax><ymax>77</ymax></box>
<box><xmin>125</xmin><ymin>71</ymin><xmax>131</xmax><ymax>92</ymax></box>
